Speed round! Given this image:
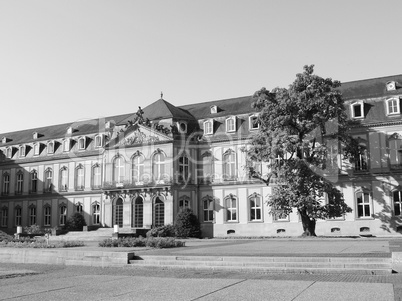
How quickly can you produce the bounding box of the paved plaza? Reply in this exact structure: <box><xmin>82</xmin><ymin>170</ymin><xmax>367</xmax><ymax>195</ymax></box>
<box><xmin>0</xmin><ymin>237</ymin><xmax>401</xmax><ymax>300</ymax></box>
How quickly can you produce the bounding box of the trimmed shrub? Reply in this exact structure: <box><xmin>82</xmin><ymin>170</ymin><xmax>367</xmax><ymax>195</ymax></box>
<box><xmin>174</xmin><ymin>208</ymin><xmax>201</xmax><ymax>238</ymax></box>
<box><xmin>64</xmin><ymin>213</ymin><xmax>87</xmax><ymax>231</ymax></box>
<box><xmin>24</xmin><ymin>224</ymin><xmax>42</xmax><ymax>234</ymax></box>
<box><xmin>146</xmin><ymin>224</ymin><xmax>175</xmax><ymax>237</ymax></box>
<box><xmin>99</xmin><ymin>237</ymin><xmax>184</xmax><ymax>248</ymax></box>
<box><xmin>0</xmin><ymin>238</ymin><xmax>85</xmax><ymax>248</ymax></box>
<box><xmin>0</xmin><ymin>230</ymin><xmax>13</xmax><ymax>242</ymax></box>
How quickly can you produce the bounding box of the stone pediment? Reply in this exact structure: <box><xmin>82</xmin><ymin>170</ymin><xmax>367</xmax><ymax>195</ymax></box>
<box><xmin>112</xmin><ymin>124</ymin><xmax>173</xmax><ymax>147</ymax></box>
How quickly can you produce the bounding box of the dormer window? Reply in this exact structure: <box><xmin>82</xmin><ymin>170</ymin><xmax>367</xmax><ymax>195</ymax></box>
<box><xmin>177</xmin><ymin>122</ymin><xmax>187</xmax><ymax>134</ymax></box>
<box><xmin>2</xmin><ymin>137</ymin><xmax>10</xmax><ymax>144</ymax></box>
<box><xmin>386</xmin><ymin>81</ymin><xmax>396</xmax><ymax>91</ymax></box>
<box><xmin>33</xmin><ymin>143</ymin><xmax>41</xmax><ymax>156</ymax></box>
<box><xmin>19</xmin><ymin>145</ymin><xmax>26</xmax><ymax>158</ymax></box>
<box><xmin>47</xmin><ymin>141</ymin><xmax>55</xmax><ymax>154</ymax></box>
<box><xmin>210</xmin><ymin>105</ymin><xmax>218</xmax><ymax>114</ymax></box>
<box><xmin>78</xmin><ymin>137</ymin><xmax>86</xmax><ymax>150</ymax></box>
<box><xmin>226</xmin><ymin>116</ymin><xmax>236</xmax><ymax>132</ymax></box>
<box><xmin>33</xmin><ymin>132</ymin><xmax>39</xmax><ymax>140</ymax></box>
<box><xmin>63</xmin><ymin>138</ymin><xmax>70</xmax><ymax>152</ymax></box>
<box><xmin>249</xmin><ymin>114</ymin><xmax>260</xmax><ymax>130</ymax></box>
<box><xmin>6</xmin><ymin>147</ymin><xmax>12</xmax><ymax>158</ymax></box>
<box><xmin>203</xmin><ymin>120</ymin><xmax>213</xmax><ymax>135</ymax></box>
<box><xmin>351</xmin><ymin>102</ymin><xmax>364</xmax><ymax>119</ymax></box>
<box><xmin>105</xmin><ymin>121</ymin><xmax>114</xmax><ymax>129</ymax></box>
<box><xmin>67</xmin><ymin>127</ymin><xmax>74</xmax><ymax>134</ymax></box>
<box><xmin>95</xmin><ymin>135</ymin><xmax>103</xmax><ymax>148</ymax></box>
<box><xmin>386</xmin><ymin>98</ymin><xmax>400</xmax><ymax>115</ymax></box>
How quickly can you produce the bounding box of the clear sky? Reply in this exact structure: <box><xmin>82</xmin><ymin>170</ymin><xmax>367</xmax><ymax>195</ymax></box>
<box><xmin>1</xmin><ymin>0</ymin><xmax>401</xmax><ymax>134</ymax></box>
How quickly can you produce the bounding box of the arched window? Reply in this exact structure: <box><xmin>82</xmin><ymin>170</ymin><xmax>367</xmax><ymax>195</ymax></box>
<box><xmin>75</xmin><ymin>202</ymin><xmax>83</xmax><ymax>214</ymax></box>
<box><xmin>132</xmin><ymin>196</ymin><xmax>143</xmax><ymax>228</ymax></box>
<box><xmin>153</xmin><ymin>197</ymin><xmax>164</xmax><ymax>227</ymax></box>
<box><xmin>1</xmin><ymin>206</ymin><xmax>8</xmax><ymax>227</ymax></box>
<box><xmin>75</xmin><ymin>164</ymin><xmax>85</xmax><ymax>190</ymax></box>
<box><xmin>59</xmin><ymin>167</ymin><xmax>68</xmax><ymax>192</ymax></box>
<box><xmin>202</xmin><ymin>196</ymin><xmax>214</xmax><ymax>222</ymax></box>
<box><xmin>28</xmin><ymin>205</ymin><xmax>36</xmax><ymax>226</ymax></box>
<box><xmin>59</xmin><ymin>204</ymin><xmax>67</xmax><ymax>226</ymax></box>
<box><xmin>92</xmin><ymin>202</ymin><xmax>100</xmax><ymax>225</ymax></box>
<box><xmin>131</xmin><ymin>154</ymin><xmax>144</xmax><ymax>184</ymax></box>
<box><xmin>249</xmin><ymin>193</ymin><xmax>262</xmax><ymax>221</ymax></box>
<box><xmin>44</xmin><ymin>168</ymin><xmax>53</xmax><ymax>193</ymax></box>
<box><xmin>2</xmin><ymin>172</ymin><xmax>10</xmax><ymax>196</ymax></box>
<box><xmin>225</xmin><ymin>194</ymin><xmax>238</xmax><ymax>222</ymax></box>
<box><xmin>223</xmin><ymin>150</ymin><xmax>237</xmax><ymax>181</ymax></box>
<box><xmin>113</xmin><ymin>198</ymin><xmax>123</xmax><ymax>227</ymax></box>
<box><xmin>113</xmin><ymin>157</ymin><xmax>125</xmax><ymax>183</ymax></box>
<box><xmin>16</xmin><ymin>171</ymin><xmax>23</xmax><ymax>194</ymax></box>
<box><xmin>178</xmin><ymin>153</ymin><xmax>189</xmax><ymax>182</ymax></box>
<box><xmin>43</xmin><ymin>204</ymin><xmax>51</xmax><ymax>226</ymax></box>
<box><xmin>30</xmin><ymin>170</ymin><xmax>38</xmax><ymax>193</ymax></box>
<box><xmin>92</xmin><ymin>164</ymin><xmax>102</xmax><ymax>189</ymax></box>
<box><xmin>393</xmin><ymin>190</ymin><xmax>402</xmax><ymax>216</ymax></box>
<box><xmin>14</xmin><ymin>206</ymin><xmax>22</xmax><ymax>226</ymax></box>
<box><xmin>152</xmin><ymin>152</ymin><xmax>165</xmax><ymax>182</ymax></box>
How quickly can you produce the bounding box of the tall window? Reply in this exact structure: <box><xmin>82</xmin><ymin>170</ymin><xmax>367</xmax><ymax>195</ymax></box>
<box><xmin>30</xmin><ymin>170</ymin><xmax>38</xmax><ymax>193</ymax></box>
<box><xmin>6</xmin><ymin>147</ymin><xmax>12</xmax><ymax>158</ymax></box>
<box><xmin>76</xmin><ymin>203</ymin><xmax>83</xmax><ymax>214</ymax></box>
<box><xmin>393</xmin><ymin>190</ymin><xmax>402</xmax><ymax>216</ymax></box>
<box><xmin>33</xmin><ymin>143</ymin><xmax>40</xmax><ymax>156</ymax></box>
<box><xmin>226</xmin><ymin>116</ymin><xmax>236</xmax><ymax>132</ymax></box>
<box><xmin>44</xmin><ymin>168</ymin><xmax>53</xmax><ymax>192</ymax></box>
<box><xmin>203</xmin><ymin>196</ymin><xmax>214</xmax><ymax>222</ymax></box>
<box><xmin>223</xmin><ymin>150</ymin><xmax>237</xmax><ymax>180</ymax></box>
<box><xmin>356</xmin><ymin>191</ymin><xmax>371</xmax><ymax>218</ymax></box>
<box><xmin>59</xmin><ymin>204</ymin><xmax>67</xmax><ymax>226</ymax></box>
<box><xmin>2</xmin><ymin>173</ymin><xmax>10</xmax><ymax>195</ymax></box>
<box><xmin>75</xmin><ymin>165</ymin><xmax>85</xmax><ymax>190</ymax></box>
<box><xmin>16</xmin><ymin>171</ymin><xmax>23</xmax><ymax>194</ymax></box>
<box><xmin>15</xmin><ymin>206</ymin><xmax>22</xmax><ymax>226</ymax></box>
<box><xmin>92</xmin><ymin>164</ymin><xmax>102</xmax><ymax>189</ymax></box>
<box><xmin>19</xmin><ymin>145</ymin><xmax>26</xmax><ymax>157</ymax></box>
<box><xmin>78</xmin><ymin>137</ymin><xmax>86</xmax><ymax>150</ymax></box>
<box><xmin>113</xmin><ymin>198</ymin><xmax>123</xmax><ymax>227</ymax></box>
<box><xmin>113</xmin><ymin>157</ymin><xmax>125</xmax><ymax>183</ymax></box>
<box><xmin>153</xmin><ymin>197</ymin><xmax>164</xmax><ymax>227</ymax></box>
<box><xmin>132</xmin><ymin>197</ymin><xmax>143</xmax><ymax>228</ymax></box>
<box><xmin>178</xmin><ymin>154</ymin><xmax>189</xmax><ymax>182</ymax></box>
<box><xmin>351</xmin><ymin>102</ymin><xmax>364</xmax><ymax>119</ymax></box>
<box><xmin>355</xmin><ymin>143</ymin><xmax>368</xmax><ymax>171</ymax></box>
<box><xmin>249</xmin><ymin>194</ymin><xmax>262</xmax><ymax>221</ymax></box>
<box><xmin>1</xmin><ymin>207</ymin><xmax>8</xmax><ymax>227</ymax></box>
<box><xmin>44</xmin><ymin>205</ymin><xmax>51</xmax><ymax>226</ymax></box>
<box><xmin>63</xmin><ymin>139</ymin><xmax>70</xmax><ymax>152</ymax></box>
<box><xmin>202</xmin><ymin>152</ymin><xmax>214</xmax><ymax>183</ymax></box>
<box><xmin>152</xmin><ymin>152</ymin><xmax>165</xmax><ymax>182</ymax></box>
<box><xmin>225</xmin><ymin>194</ymin><xmax>237</xmax><ymax>222</ymax></box>
<box><xmin>95</xmin><ymin>135</ymin><xmax>103</xmax><ymax>148</ymax></box>
<box><xmin>92</xmin><ymin>202</ymin><xmax>100</xmax><ymax>224</ymax></box>
<box><xmin>47</xmin><ymin>141</ymin><xmax>54</xmax><ymax>154</ymax></box>
<box><xmin>29</xmin><ymin>205</ymin><xmax>36</xmax><ymax>226</ymax></box>
<box><xmin>132</xmin><ymin>155</ymin><xmax>144</xmax><ymax>184</ymax></box>
<box><xmin>60</xmin><ymin>167</ymin><xmax>68</xmax><ymax>191</ymax></box>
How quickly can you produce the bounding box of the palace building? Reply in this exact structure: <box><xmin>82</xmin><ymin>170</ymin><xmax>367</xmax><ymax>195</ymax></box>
<box><xmin>1</xmin><ymin>74</ymin><xmax>402</xmax><ymax>237</ymax></box>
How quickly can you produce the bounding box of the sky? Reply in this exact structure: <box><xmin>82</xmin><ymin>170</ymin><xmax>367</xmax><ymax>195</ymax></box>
<box><xmin>1</xmin><ymin>0</ymin><xmax>402</xmax><ymax>134</ymax></box>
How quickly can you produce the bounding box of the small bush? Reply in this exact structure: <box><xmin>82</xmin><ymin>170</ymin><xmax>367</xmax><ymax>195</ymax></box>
<box><xmin>64</xmin><ymin>213</ymin><xmax>87</xmax><ymax>231</ymax></box>
<box><xmin>0</xmin><ymin>230</ymin><xmax>13</xmax><ymax>242</ymax></box>
<box><xmin>174</xmin><ymin>209</ymin><xmax>201</xmax><ymax>238</ymax></box>
<box><xmin>146</xmin><ymin>224</ymin><xmax>175</xmax><ymax>237</ymax></box>
<box><xmin>0</xmin><ymin>238</ymin><xmax>85</xmax><ymax>248</ymax></box>
<box><xmin>99</xmin><ymin>237</ymin><xmax>184</xmax><ymax>248</ymax></box>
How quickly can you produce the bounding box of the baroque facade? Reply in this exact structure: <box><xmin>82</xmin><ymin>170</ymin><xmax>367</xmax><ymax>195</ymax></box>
<box><xmin>1</xmin><ymin>74</ymin><xmax>402</xmax><ymax>237</ymax></box>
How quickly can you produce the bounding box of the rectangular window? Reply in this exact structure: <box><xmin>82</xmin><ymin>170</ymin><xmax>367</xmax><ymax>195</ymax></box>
<box><xmin>393</xmin><ymin>191</ymin><xmax>402</xmax><ymax>216</ymax></box>
<box><xmin>33</xmin><ymin>144</ymin><xmax>40</xmax><ymax>156</ymax></box>
<box><xmin>357</xmin><ymin>192</ymin><xmax>371</xmax><ymax>218</ymax></box>
<box><xmin>78</xmin><ymin>138</ymin><xmax>85</xmax><ymax>150</ymax></box>
<box><xmin>203</xmin><ymin>120</ymin><xmax>213</xmax><ymax>135</ymax></box>
<box><xmin>76</xmin><ymin>167</ymin><xmax>85</xmax><ymax>190</ymax></box>
<box><xmin>2</xmin><ymin>174</ymin><xmax>10</xmax><ymax>195</ymax></box>
<box><xmin>30</xmin><ymin>171</ymin><xmax>38</xmax><ymax>193</ymax></box>
<box><xmin>19</xmin><ymin>146</ymin><xmax>26</xmax><ymax>157</ymax></box>
<box><xmin>47</xmin><ymin>142</ymin><xmax>54</xmax><ymax>154</ymax></box>
<box><xmin>355</xmin><ymin>146</ymin><xmax>368</xmax><ymax>171</ymax></box>
<box><xmin>352</xmin><ymin>103</ymin><xmax>363</xmax><ymax>118</ymax></box>
<box><xmin>93</xmin><ymin>203</ymin><xmax>100</xmax><ymax>224</ymax></box>
<box><xmin>95</xmin><ymin>135</ymin><xmax>103</xmax><ymax>148</ymax></box>
<box><xmin>226</xmin><ymin>117</ymin><xmax>236</xmax><ymax>132</ymax></box>
<box><xmin>249</xmin><ymin>195</ymin><xmax>262</xmax><ymax>221</ymax></box>
<box><xmin>16</xmin><ymin>172</ymin><xmax>23</xmax><ymax>194</ymax></box>
<box><xmin>29</xmin><ymin>206</ymin><xmax>36</xmax><ymax>225</ymax></box>
<box><xmin>203</xmin><ymin>199</ymin><xmax>214</xmax><ymax>222</ymax></box>
<box><xmin>92</xmin><ymin>166</ymin><xmax>102</xmax><ymax>189</ymax></box>
<box><xmin>44</xmin><ymin>206</ymin><xmax>51</xmax><ymax>226</ymax></box>
<box><xmin>226</xmin><ymin>196</ymin><xmax>237</xmax><ymax>222</ymax></box>
<box><xmin>63</xmin><ymin>139</ymin><xmax>70</xmax><ymax>152</ymax></box>
<box><xmin>1</xmin><ymin>208</ymin><xmax>8</xmax><ymax>227</ymax></box>
<box><xmin>59</xmin><ymin>206</ymin><xmax>67</xmax><ymax>226</ymax></box>
<box><xmin>249</xmin><ymin>115</ymin><xmax>259</xmax><ymax>130</ymax></box>
<box><xmin>15</xmin><ymin>207</ymin><xmax>22</xmax><ymax>226</ymax></box>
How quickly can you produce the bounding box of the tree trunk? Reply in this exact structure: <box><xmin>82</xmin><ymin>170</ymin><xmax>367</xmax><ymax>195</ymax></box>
<box><xmin>299</xmin><ymin>210</ymin><xmax>317</xmax><ymax>237</ymax></box>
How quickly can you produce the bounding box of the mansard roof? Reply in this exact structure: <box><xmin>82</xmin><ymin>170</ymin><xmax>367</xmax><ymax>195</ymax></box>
<box><xmin>179</xmin><ymin>95</ymin><xmax>255</xmax><ymax>119</ymax></box>
<box><xmin>339</xmin><ymin>74</ymin><xmax>402</xmax><ymax>100</ymax></box>
<box><xmin>0</xmin><ymin>112</ymin><xmax>133</xmax><ymax>146</ymax></box>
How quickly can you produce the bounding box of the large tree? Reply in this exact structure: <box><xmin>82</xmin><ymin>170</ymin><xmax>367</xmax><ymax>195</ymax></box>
<box><xmin>247</xmin><ymin>65</ymin><xmax>357</xmax><ymax>236</ymax></box>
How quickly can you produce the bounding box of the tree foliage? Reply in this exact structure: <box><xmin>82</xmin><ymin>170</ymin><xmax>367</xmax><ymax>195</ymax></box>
<box><xmin>247</xmin><ymin>65</ymin><xmax>356</xmax><ymax>236</ymax></box>
<box><xmin>64</xmin><ymin>213</ymin><xmax>87</xmax><ymax>231</ymax></box>
<box><xmin>174</xmin><ymin>208</ymin><xmax>201</xmax><ymax>238</ymax></box>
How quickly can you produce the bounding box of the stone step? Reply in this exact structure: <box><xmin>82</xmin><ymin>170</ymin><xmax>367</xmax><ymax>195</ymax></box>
<box><xmin>129</xmin><ymin>255</ymin><xmax>393</xmax><ymax>275</ymax></box>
